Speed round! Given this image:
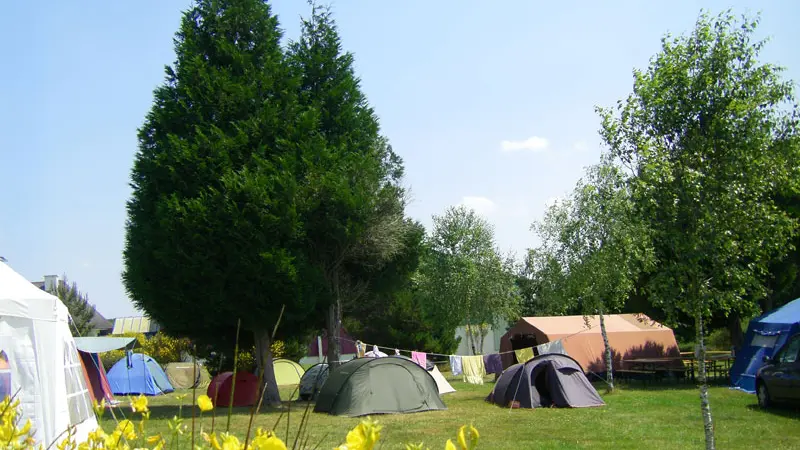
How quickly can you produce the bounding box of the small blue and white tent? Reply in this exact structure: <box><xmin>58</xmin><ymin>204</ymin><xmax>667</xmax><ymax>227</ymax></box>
<box><xmin>730</xmin><ymin>298</ymin><xmax>800</xmax><ymax>393</ymax></box>
<box><xmin>107</xmin><ymin>352</ymin><xmax>174</xmax><ymax>396</ymax></box>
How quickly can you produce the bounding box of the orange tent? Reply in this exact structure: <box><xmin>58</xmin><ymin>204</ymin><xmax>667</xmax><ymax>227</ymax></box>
<box><xmin>499</xmin><ymin>314</ymin><xmax>682</xmax><ymax>373</ymax></box>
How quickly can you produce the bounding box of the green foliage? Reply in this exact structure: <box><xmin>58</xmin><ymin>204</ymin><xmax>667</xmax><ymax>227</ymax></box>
<box><xmin>49</xmin><ymin>275</ymin><xmax>96</xmax><ymax>336</ymax></box>
<box><xmin>122</xmin><ymin>0</ymin><xmax>325</xmax><ymax>404</ymax></box>
<box><xmin>342</xmin><ymin>220</ymin><xmax>456</xmax><ymax>355</ymax></box>
<box><xmin>518</xmin><ymin>249</ymin><xmax>573</xmax><ymax>317</ymax></box>
<box><xmin>418</xmin><ymin>206</ymin><xmax>521</xmax><ymax>354</ymax></box>
<box><xmin>597</xmin><ymin>11</ymin><xmax>800</xmax><ymax>446</ymax></box>
<box><xmin>598</xmin><ymin>10</ymin><xmax>800</xmax><ymax>323</ymax></box>
<box><xmin>287</xmin><ymin>3</ymin><xmax>413</xmax><ymax>363</ymax></box>
<box><xmin>99</xmin><ymin>332</ymin><xmax>191</xmax><ymax>369</ymax></box>
<box><xmin>531</xmin><ymin>161</ymin><xmax>654</xmax><ymax>318</ymax></box>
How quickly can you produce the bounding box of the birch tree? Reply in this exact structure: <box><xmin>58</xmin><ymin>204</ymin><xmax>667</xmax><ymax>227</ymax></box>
<box><xmin>532</xmin><ymin>161</ymin><xmax>654</xmax><ymax>391</ymax></box>
<box><xmin>418</xmin><ymin>206</ymin><xmax>521</xmax><ymax>355</ymax></box>
<box><xmin>597</xmin><ymin>11</ymin><xmax>800</xmax><ymax>448</ymax></box>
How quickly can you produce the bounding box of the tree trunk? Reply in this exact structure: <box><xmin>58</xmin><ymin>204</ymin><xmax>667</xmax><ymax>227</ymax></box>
<box><xmin>727</xmin><ymin>312</ymin><xmax>744</xmax><ymax>351</ymax></box>
<box><xmin>695</xmin><ymin>312</ymin><xmax>715</xmax><ymax>450</ymax></box>
<box><xmin>598</xmin><ymin>311</ymin><xmax>614</xmax><ymax>392</ymax></box>
<box><xmin>326</xmin><ymin>302</ymin><xmax>342</xmax><ymax>369</ymax></box>
<box><xmin>477</xmin><ymin>326</ymin><xmax>486</xmax><ymax>355</ymax></box>
<box><xmin>760</xmin><ymin>295</ymin><xmax>773</xmax><ymax>314</ymax></box>
<box><xmin>254</xmin><ymin>329</ymin><xmax>281</xmax><ymax>407</ymax></box>
<box><xmin>466</xmin><ymin>324</ymin><xmax>478</xmax><ymax>356</ymax></box>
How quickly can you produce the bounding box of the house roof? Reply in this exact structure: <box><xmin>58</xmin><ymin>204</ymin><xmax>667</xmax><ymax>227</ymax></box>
<box><xmin>112</xmin><ymin>316</ymin><xmax>161</xmax><ymax>334</ymax></box>
<box><xmin>89</xmin><ymin>309</ymin><xmax>113</xmax><ymax>330</ymax></box>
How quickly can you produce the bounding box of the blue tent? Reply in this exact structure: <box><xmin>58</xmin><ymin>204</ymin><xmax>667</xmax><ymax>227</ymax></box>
<box><xmin>730</xmin><ymin>298</ymin><xmax>800</xmax><ymax>393</ymax></box>
<box><xmin>107</xmin><ymin>352</ymin><xmax>174</xmax><ymax>396</ymax></box>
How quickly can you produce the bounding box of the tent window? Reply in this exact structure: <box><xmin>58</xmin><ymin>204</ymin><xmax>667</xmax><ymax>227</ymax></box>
<box><xmin>63</xmin><ymin>342</ymin><xmax>92</xmax><ymax>425</ymax></box>
<box><xmin>777</xmin><ymin>337</ymin><xmax>800</xmax><ymax>364</ymax></box>
<box><xmin>751</xmin><ymin>335</ymin><xmax>778</xmax><ymax>348</ymax></box>
<box><xmin>0</xmin><ymin>351</ymin><xmax>10</xmax><ymax>400</ymax></box>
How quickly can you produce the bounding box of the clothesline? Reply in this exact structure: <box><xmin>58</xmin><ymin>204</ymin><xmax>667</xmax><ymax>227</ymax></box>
<box><xmin>331</xmin><ymin>323</ymin><xmax>599</xmax><ymax>360</ymax></box>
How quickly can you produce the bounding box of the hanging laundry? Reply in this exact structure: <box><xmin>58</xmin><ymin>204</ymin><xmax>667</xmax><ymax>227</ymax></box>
<box><xmin>537</xmin><ymin>340</ymin><xmax>567</xmax><ymax>355</ymax></box>
<box><xmin>356</xmin><ymin>341</ymin><xmax>365</xmax><ymax>358</ymax></box>
<box><xmin>394</xmin><ymin>348</ymin><xmax>400</xmax><ymax>356</ymax></box>
<box><xmin>483</xmin><ymin>353</ymin><xmax>503</xmax><ymax>376</ymax></box>
<box><xmin>461</xmin><ymin>355</ymin><xmax>486</xmax><ymax>385</ymax></box>
<box><xmin>449</xmin><ymin>355</ymin><xmax>463</xmax><ymax>376</ymax></box>
<box><xmin>365</xmin><ymin>345</ymin><xmax>387</xmax><ymax>357</ymax></box>
<box><xmin>514</xmin><ymin>347</ymin><xmax>535</xmax><ymax>364</ymax></box>
<box><xmin>411</xmin><ymin>351</ymin><xmax>427</xmax><ymax>368</ymax></box>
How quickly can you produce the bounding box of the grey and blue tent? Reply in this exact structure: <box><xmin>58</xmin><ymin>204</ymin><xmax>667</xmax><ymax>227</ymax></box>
<box><xmin>730</xmin><ymin>298</ymin><xmax>800</xmax><ymax>393</ymax></box>
<box><xmin>486</xmin><ymin>353</ymin><xmax>605</xmax><ymax>408</ymax></box>
<box><xmin>107</xmin><ymin>352</ymin><xmax>173</xmax><ymax>396</ymax></box>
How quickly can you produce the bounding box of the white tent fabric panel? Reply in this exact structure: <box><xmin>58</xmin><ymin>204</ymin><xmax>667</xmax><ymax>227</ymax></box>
<box><xmin>429</xmin><ymin>365</ymin><xmax>455</xmax><ymax>395</ymax></box>
<box><xmin>0</xmin><ymin>262</ymin><xmax>98</xmax><ymax>446</ymax></box>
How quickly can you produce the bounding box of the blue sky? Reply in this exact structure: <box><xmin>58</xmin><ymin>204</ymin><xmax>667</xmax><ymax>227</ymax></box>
<box><xmin>1</xmin><ymin>1</ymin><xmax>798</xmax><ymax>318</ymax></box>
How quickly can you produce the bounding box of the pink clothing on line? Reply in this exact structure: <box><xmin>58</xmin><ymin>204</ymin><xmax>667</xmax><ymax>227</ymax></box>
<box><xmin>411</xmin><ymin>351</ymin><xmax>427</xmax><ymax>368</ymax></box>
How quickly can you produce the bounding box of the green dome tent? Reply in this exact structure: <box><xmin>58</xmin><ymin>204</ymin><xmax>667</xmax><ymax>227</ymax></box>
<box><xmin>165</xmin><ymin>362</ymin><xmax>211</xmax><ymax>390</ymax></box>
<box><xmin>273</xmin><ymin>358</ymin><xmax>304</xmax><ymax>386</ymax></box>
<box><xmin>314</xmin><ymin>357</ymin><xmax>447</xmax><ymax>417</ymax></box>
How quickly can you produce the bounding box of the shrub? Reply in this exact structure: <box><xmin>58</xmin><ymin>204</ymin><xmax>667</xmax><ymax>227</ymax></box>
<box><xmin>99</xmin><ymin>332</ymin><xmax>192</xmax><ymax>369</ymax></box>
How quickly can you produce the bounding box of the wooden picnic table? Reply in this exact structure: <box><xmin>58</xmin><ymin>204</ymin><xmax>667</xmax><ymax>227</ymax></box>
<box><xmin>623</xmin><ymin>353</ymin><xmax>734</xmax><ymax>383</ymax></box>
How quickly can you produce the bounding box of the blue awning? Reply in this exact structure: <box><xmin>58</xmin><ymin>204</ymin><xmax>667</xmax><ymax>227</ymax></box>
<box><xmin>74</xmin><ymin>336</ymin><xmax>137</xmax><ymax>353</ymax></box>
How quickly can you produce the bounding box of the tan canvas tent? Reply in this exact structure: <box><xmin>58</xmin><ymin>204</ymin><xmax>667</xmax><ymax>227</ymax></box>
<box><xmin>165</xmin><ymin>362</ymin><xmax>211</xmax><ymax>390</ymax></box>
<box><xmin>500</xmin><ymin>314</ymin><xmax>682</xmax><ymax>372</ymax></box>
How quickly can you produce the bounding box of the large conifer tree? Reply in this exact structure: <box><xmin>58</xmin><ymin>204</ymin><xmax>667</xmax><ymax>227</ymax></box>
<box><xmin>288</xmin><ymin>4</ymin><xmax>410</xmax><ymax>367</ymax></box>
<box><xmin>123</xmin><ymin>0</ymin><xmax>317</xmax><ymax>405</ymax></box>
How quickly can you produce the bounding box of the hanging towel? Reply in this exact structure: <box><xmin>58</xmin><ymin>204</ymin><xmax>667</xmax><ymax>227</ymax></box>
<box><xmin>483</xmin><ymin>353</ymin><xmax>503</xmax><ymax>375</ymax></box>
<box><xmin>514</xmin><ymin>347</ymin><xmax>535</xmax><ymax>364</ymax></box>
<box><xmin>394</xmin><ymin>348</ymin><xmax>400</xmax><ymax>355</ymax></box>
<box><xmin>461</xmin><ymin>355</ymin><xmax>485</xmax><ymax>385</ymax></box>
<box><xmin>449</xmin><ymin>355</ymin><xmax>463</xmax><ymax>376</ymax></box>
<box><xmin>356</xmin><ymin>341</ymin><xmax>365</xmax><ymax>358</ymax></box>
<box><xmin>365</xmin><ymin>345</ymin><xmax>387</xmax><ymax>358</ymax></box>
<box><xmin>411</xmin><ymin>351</ymin><xmax>427</xmax><ymax>368</ymax></box>
<box><xmin>537</xmin><ymin>340</ymin><xmax>567</xmax><ymax>355</ymax></box>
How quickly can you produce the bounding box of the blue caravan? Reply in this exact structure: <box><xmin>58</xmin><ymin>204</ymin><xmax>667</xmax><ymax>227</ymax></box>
<box><xmin>107</xmin><ymin>352</ymin><xmax>174</xmax><ymax>396</ymax></box>
<box><xmin>730</xmin><ymin>298</ymin><xmax>800</xmax><ymax>393</ymax></box>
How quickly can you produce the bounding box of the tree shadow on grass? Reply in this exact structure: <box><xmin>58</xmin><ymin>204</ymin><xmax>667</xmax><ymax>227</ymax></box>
<box><xmin>109</xmin><ymin>404</ymin><xmax>302</xmax><ymax>421</ymax></box>
<box><xmin>745</xmin><ymin>404</ymin><xmax>800</xmax><ymax>420</ymax></box>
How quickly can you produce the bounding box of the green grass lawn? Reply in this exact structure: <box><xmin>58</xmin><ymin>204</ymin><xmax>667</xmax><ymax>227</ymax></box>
<box><xmin>101</xmin><ymin>377</ymin><xmax>799</xmax><ymax>449</ymax></box>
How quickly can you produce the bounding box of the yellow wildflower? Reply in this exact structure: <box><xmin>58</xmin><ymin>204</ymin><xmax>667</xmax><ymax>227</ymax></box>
<box><xmin>93</xmin><ymin>399</ymin><xmax>107</xmax><ymax>418</ymax></box>
<box><xmin>455</xmin><ymin>425</ymin><xmax>479</xmax><ymax>450</ymax></box>
<box><xmin>405</xmin><ymin>444</ymin><xmax>429</xmax><ymax>450</ymax></box>
<box><xmin>203</xmin><ymin>431</ymin><xmax>221</xmax><ymax>450</ymax></box>
<box><xmin>197</xmin><ymin>394</ymin><xmax>214</xmax><ymax>412</ymax></box>
<box><xmin>130</xmin><ymin>394</ymin><xmax>149</xmax><ymax>413</ymax></box>
<box><xmin>219</xmin><ymin>432</ymin><xmax>242</xmax><ymax>450</ymax></box>
<box><xmin>445</xmin><ymin>440</ymin><xmax>457</xmax><ymax>450</ymax></box>
<box><xmin>335</xmin><ymin>418</ymin><xmax>382</xmax><ymax>450</ymax></box>
<box><xmin>115</xmin><ymin>419</ymin><xmax>137</xmax><ymax>441</ymax></box>
<box><xmin>250</xmin><ymin>429</ymin><xmax>287</xmax><ymax>450</ymax></box>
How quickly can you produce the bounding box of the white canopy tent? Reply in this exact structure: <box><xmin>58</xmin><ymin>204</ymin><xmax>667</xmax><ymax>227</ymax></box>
<box><xmin>0</xmin><ymin>262</ymin><xmax>98</xmax><ymax>446</ymax></box>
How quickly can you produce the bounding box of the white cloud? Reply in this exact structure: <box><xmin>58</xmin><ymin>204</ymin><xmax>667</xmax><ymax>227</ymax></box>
<box><xmin>459</xmin><ymin>196</ymin><xmax>497</xmax><ymax>215</ymax></box>
<box><xmin>500</xmin><ymin>136</ymin><xmax>549</xmax><ymax>152</ymax></box>
<box><xmin>573</xmin><ymin>140</ymin><xmax>588</xmax><ymax>151</ymax></box>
